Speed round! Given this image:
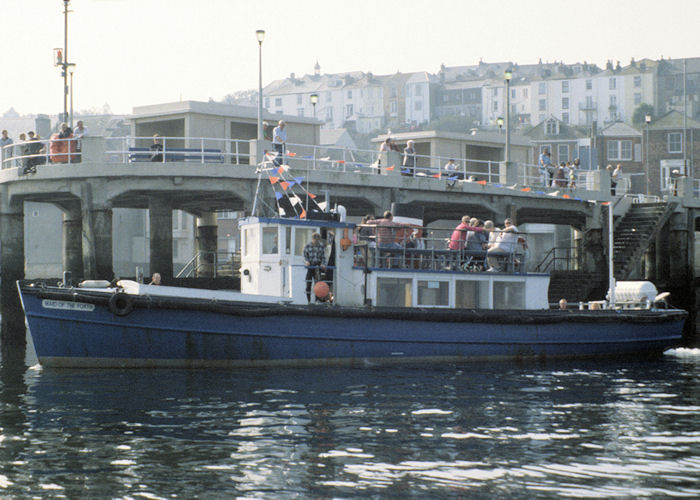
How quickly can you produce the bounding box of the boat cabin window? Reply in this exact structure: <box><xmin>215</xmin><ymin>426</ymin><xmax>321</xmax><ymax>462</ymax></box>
<box><xmin>417</xmin><ymin>280</ymin><xmax>449</xmax><ymax>306</ymax></box>
<box><xmin>262</xmin><ymin>227</ymin><xmax>278</xmax><ymax>254</ymax></box>
<box><xmin>295</xmin><ymin>228</ymin><xmax>315</xmax><ymax>256</ymax></box>
<box><xmin>243</xmin><ymin>227</ymin><xmax>259</xmax><ymax>257</ymax></box>
<box><xmin>376</xmin><ymin>278</ymin><xmax>412</xmax><ymax>307</ymax></box>
<box><xmin>455</xmin><ymin>280</ymin><xmax>487</xmax><ymax>308</ymax></box>
<box><xmin>285</xmin><ymin>227</ymin><xmax>292</xmax><ymax>254</ymax></box>
<box><xmin>493</xmin><ymin>281</ymin><xmax>525</xmax><ymax>309</ymax></box>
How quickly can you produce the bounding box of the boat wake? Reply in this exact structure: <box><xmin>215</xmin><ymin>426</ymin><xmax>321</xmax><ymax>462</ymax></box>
<box><xmin>665</xmin><ymin>347</ymin><xmax>700</xmax><ymax>358</ymax></box>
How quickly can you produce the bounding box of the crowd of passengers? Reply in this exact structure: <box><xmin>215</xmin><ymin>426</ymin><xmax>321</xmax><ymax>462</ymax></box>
<box><xmin>355</xmin><ymin>211</ymin><xmax>526</xmax><ymax>272</ymax></box>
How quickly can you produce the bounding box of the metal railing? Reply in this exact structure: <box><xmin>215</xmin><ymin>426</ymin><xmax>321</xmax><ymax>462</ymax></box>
<box><xmin>176</xmin><ymin>251</ymin><xmax>239</xmax><ymax>278</ymax></box>
<box><xmin>534</xmin><ymin>246</ymin><xmax>579</xmax><ymax>273</ymax></box>
<box><xmin>1</xmin><ymin>137</ymin><xmax>82</xmax><ymax>170</ymax></box>
<box><xmin>106</xmin><ymin>136</ymin><xmax>252</xmax><ymax>165</ymax></box>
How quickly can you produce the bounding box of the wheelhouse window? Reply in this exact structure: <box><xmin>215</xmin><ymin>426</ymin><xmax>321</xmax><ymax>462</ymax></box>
<box><xmin>417</xmin><ymin>280</ymin><xmax>449</xmax><ymax>307</ymax></box>
<box><xmin>244</xmin><ymin>227</ymin><xmax>259</xmax><ymax>257</ymax></box>
<box><xmin>294</xmin><ymin>228</ymin><xmax>315</xmax><ymax>256</ymax></box>
<box><xmin>376</xmin><ymin>278</ymin><xmax>412</xmax><ymax>307</ymax></box>
<box><xmin>262</xmin><ymin>227</ymin><xmax>278</xmax><ymax>254</ymax></box>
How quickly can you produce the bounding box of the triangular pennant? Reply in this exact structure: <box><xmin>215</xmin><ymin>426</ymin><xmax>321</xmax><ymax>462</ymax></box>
<box><xmin>280</xmin><ymin>181</ymin><xmax>289</xmax><ymax>190</ymax></box>
<box><xmin>401</xmin><ymin>168</ymin><xmax>410</xmax><ymax>174</ymax></box>
<box><xmin>521</xmin><ymin>187</ymin><xmax>532</xmax><ymax>192</ymax></box>
<box><xmin>432</xmin><ymin>174</ymin><xmax>441</xmax><ymax>178</ymax></box>
<box><xmin>477</xmin><ymin>180</ymin><xmax>487</xmax><ymax>185</ymax></box>
<box><xmin>386</xmin><ymin>165</ymin><xmax>395</xmax><ymax>171</ymax></box>
<box><xmin>269</xmin><ymin>176</ymin><xmax>279</xmax><ymax>184</ymax></box>
<box><xmin>447</xmin><ymin>176</ymin><xmax>458</xmax><ymax>181</ymax></box>
<box><xmin>562</xmin><ymin>194</ymin><xmax>571</xmax><ymax>199</ymax></box>
<box><xmin>299</xmin><ymin>208</ymin><xmax>307</xmax><ymax>219</ymax></box>
<box><xmin>274</xmin><ymin>191</ymin><xmax>284</xmax><ymax>200</ymax></box>
<box><xmin>294</xmin><ymin>177</ymin><xmax>304</xmax><ymax>184</ymax></box>
<box><xmin>287</xmin><ymin>180</ymin><xmax>296</xmax><ymax>188</ymax></box>
<box><xmin>308</xmin><ymin>192</ymin><xmax>317</xmax><ymax>199</ymax></box>
<box><xmin>337</xmin><ymin>160</ymin><xmax>345</xmax><ymax>164</ymax></box>
<box><xmin>272</xmin><ymin>167</ymin><xmax>281</xmax><ymax>175</ymax></box>
<box><xmin>494</xmin><ymin>183</ymin><xmax>503</xmax><ymax>188</ymax></box>
<box><xmin>286</xmin><ymin>151</ymin><xmax>296</xmax><ymax>157</ymax></box>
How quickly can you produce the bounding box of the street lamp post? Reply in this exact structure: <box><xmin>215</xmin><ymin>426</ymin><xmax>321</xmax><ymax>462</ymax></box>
<box><xmin>62</xmin><ymin>0</ymin><xmax>71</xmax><ymax>123</ymax></box>
<box><xmin>645</xmin><ymin>114</ymin><xmax>652</xmax><ymax>195</ymax></box>
<box><xmin>504</xmin><ymin>69</ymin><xmax>512</xmax><ymax>165</ymax></box>
<box><xmin>310</xmin><ymin>93</ymin><xmax>318</xmax><ymax>119</ymax></box>
<box><xmin>67</xmin><ymin>64</ymin><xmax>75</xmax><ymax>129</ymax></box>
<box><xmin>256</xmin><ymin>29</ymin><xmax>265</xmax><ymax>141</ymax></box>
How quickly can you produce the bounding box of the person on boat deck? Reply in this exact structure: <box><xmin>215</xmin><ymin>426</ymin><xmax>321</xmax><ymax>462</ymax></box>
<box><xmin>487</xmin><ymin>218</ymin><xmax>519</xmax><ymax>271</ymax></box>
<box><xmin>150</xmin><ymin>272</ymin><xmax>161</xmax><ymax>285</ymax></box>
<box><xmin>303</xmin><ymin>232</ymin><xmax>326</xmax><ymax>302</ymax></box>
<box><xmin>372</xmin><ymin>210</ymin><xmax>403</xmax><ymax>267</ymax></box>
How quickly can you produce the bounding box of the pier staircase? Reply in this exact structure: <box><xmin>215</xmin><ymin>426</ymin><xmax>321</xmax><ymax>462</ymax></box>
<box><xmin>613</xmin><ymin>202</ymin><xmax>675</xmax><ymax>280</ymax></box>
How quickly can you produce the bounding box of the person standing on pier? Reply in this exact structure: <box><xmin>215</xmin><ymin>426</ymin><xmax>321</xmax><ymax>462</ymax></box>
<box><xmin>539</xmin><ymin>148</ymin><xmax>552</xmax><ymax>186</ymax></box>
<box><xmin>1</xmin><ymin>130</ymin><xmax>13</xmax><ymax>167</ymax></box>
<box><xmin>272</xmin><ymin>120</ymin><xmax>287</xmax><ymax>166</ymax></box>
<box><xmin>150</xmin><ymin>134</ymin><xmax>163</xmax><ymax>162</ymax></box>
<box><xmin>402</xmin><ymin>140</ymin><xmax>416</xmax><ymax>176</ymax></box>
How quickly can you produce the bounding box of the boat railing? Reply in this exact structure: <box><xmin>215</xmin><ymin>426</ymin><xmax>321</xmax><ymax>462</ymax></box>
<box><xmin>353</xmin><ymin>224</ymin><xmax>529</xmax><ymax>273</ymax></box>
<box><xmin>176</xmin><ymin>251</ymin><xmax>238</xmax><ymax>278</ymax></box>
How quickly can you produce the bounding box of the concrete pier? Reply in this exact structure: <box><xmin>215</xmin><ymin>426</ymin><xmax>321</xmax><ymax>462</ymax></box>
<box><xmin>195</xmin><ymin>212</ymin><xmax>218</xmax><ymax>278</ymax></box>
<box><xmin>0</xmin><ymin>191</ymin><xmax>25</xmax><ymax>342</ymax></box>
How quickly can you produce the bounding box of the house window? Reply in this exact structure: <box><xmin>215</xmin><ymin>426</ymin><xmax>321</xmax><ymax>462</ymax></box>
<box><xmin>609</xmin><ymin>78</ymin><xmax>616</xmax><ymax>90</ymax></box>
<box><xmin>634</xmin><ymin>93</ymin><xmax>642</xmax><ymax>105</ymax></box>
<box><xmin>557</xmin><ymin>145</ymin><xmax>569</xmax><ymax>163</ymax></box>
<box><xmin>264</xmin><ymin>97</ymin><xmax>270</xmax><ymax>108</ymax></box>
<box><xmin>511</xmin><ymin>89</ymin><xmax>516</xmax><ymax>98</ymax></box>
<box><xmin>443</xmin><ymin>94</ymin><xmax>449</xmax><ymax>103</ymax></box>
<box><xmin>523</xmin><ymin>88</ymin><xmax>528</xmax><ymax>98</ymax></box>
<box><xmin>609</xmin><ymin>95</ymin><xmax>617</xmax><ymax>106</ymax></box>
<box><xmin>539</xmin><ymin>99</ymin><xmax>546</xmax><ymax>111</ymax></box>
<box><xmin>607</xmin><ymin>140</ymin><xmax>633</xmax><ymax>160</ymax></box>
<box><xmin>415</xmin><ymin>101</ymin><xmax>422</xmax><ymax>111</ymax></box>
<box><xmin>346</xmin><ymin>104</ymin><xmax>353</xmax><ymax>117</ymax></box>
<box><xmin>297</xmin><ymin>95</ymin><xmax>302</xmax><ymax>105</ymax></box>
<box><xmin>326</xmin><ymin>92</ymin><xmax>332</xmax><ymax>101</ymax></box>
<box><xmin>668</xmin><ymin>132</ymin><xmax>683</xmax><ymax>153</ymax></box>
<box><xmin>391</xmin><ymin>88</ymin><xmax>397</xmax><ymax>98</ymax></box>
<box><xmin>493</xmin><ymin>101</ymin><xmax>498</xmax><ymax>111</ymax></box>
<box><xmin>585</xmin><ymin>95</ymin><xmax>593</xmax><ymax>108</ymax></box>
<box><xmin>415</xmin><ymin>86</ymin><xmax>422</xmax><ymax>97</ymax></box>
<box><xmin>390</xmin><ymin>101</ymin><xmax>397</xmax><ymax>113</ymax></box>
<box><xmin>634</xmin><ymin>76</ymin><xmax>642</xmax><ymax>87</ymax></box>
<box><xmin>539</xmin><ymin>82</ymin><xmax>546</xmax><ymax>95</ymax></box>
<box><xmin>586</xmin><ymin>79</ymin><xmax>592</xmax><ymax>90</ymax></box>
<box><xmin>562</xmin><ymin>81</ymin><xmax>569</xmax><ymax>93</ymax></box>
<box><xmin>297</xmin><ymin>108</ymin><xmax>304</xmax><ymax>117</ymax></box>
<box><xmin>562</xmin><ymin>112</ymin><xmax>569</xmax><ymax>123</ymax></box>
<box><xmin>562</xmin><ymin>97</ymin><xmax>569</xmax><ymax>109</ymax></box>
<box><xmin>347</xmin><ymin>90</ymin><xmax>352</xmax><ymax>99</ymax></box>
<box><xmin>275</xmin><ymin>98</ymin><xmax>282</xmax><ymax>106</ymax></box>
<box><xmin>326</xmin><ymin>107</ymin><xmax>333</xmax><ymax>120</ymax></box>
<box><xmin>545</xmin><ymin>119</ymin><xmax>558</xmax><ymax>135</ymax></box>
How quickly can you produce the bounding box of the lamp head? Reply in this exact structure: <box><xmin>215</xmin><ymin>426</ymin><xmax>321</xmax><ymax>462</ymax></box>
<box><xmin>504</xmin><ymin>69</ymin><xmax>512</xmax><ymax>81</ymax></box>
<box><xmin>310</xmin><ymin>93</ymin><xmax>318</xmax><ymax>105</ymax></box>
<box><xmin>256</xmin><ymin>29</ymin><xmax>265</xmax><ymax>43</ymax></box>
<box><xmin>497</xmin><ymin>117</ymin><xmax>504</xmax><ymax>128</ymax></box>
<box><xmin>645</xmin><ymin>114</ymin><xmax>652</xmax><ymax>124</ymax></box>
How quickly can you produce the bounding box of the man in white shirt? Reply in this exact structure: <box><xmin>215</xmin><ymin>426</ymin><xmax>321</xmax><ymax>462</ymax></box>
<box><xmin>487</xmin><ymin>218</ymin><xmax>519</xmax><ymax>271</ymax></box>
<box><xmin>272</xmin><ymin>120</ymin><xmax>286</xmax><ymax>165</ymax></box>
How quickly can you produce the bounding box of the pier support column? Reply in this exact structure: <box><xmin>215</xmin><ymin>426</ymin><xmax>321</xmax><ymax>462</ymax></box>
<box><xmin>644</xmin><ymin>241</ymin><xmax>657</xmax><ymax>281</ymax></box>
<box><xmin>195</xmin><ymin>212</ymin><xmax>218</xmax><ymax>278</ymax></box>
<box><xmin>80</xmin><ymin>183</ymin><xmax>113</xmax><ymax>280</ymax></box>
<box><xmin>0</xmin><ymin>200</ymin><xmax>25</xmax><ymax>346</ymax></box>
<box><xmin>61</xmin><ymin>202</ymin><xmax>83</xmax><ymax>281</ymax></box>
<box><xmin>149</xmin><ymin>197</ymin><xmax>173</xmax><ymax>279</ymax></box>
<box><xmin>668</xmin><ymin>211</ymin><xmax>694</xmax><ymax>341</ymax></box>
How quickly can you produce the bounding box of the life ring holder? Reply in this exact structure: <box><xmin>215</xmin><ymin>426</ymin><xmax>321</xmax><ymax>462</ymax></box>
<box><xmin>108</xmin><ymin>292</ymin><xmax>134</xmax><ymax>316</ymax></box>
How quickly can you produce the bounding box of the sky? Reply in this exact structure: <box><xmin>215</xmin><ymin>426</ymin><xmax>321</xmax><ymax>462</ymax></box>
<box><xmin>2</xmin><ymin>0</ymin><xmax>699</xmax><ymax>117</ymax></box>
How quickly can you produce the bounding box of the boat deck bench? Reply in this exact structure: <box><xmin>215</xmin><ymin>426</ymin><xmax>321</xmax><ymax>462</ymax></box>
<box><xmin>128</xmin><ymin>147</ymin><xmax>224</xmax><ymax>163</ymax></box>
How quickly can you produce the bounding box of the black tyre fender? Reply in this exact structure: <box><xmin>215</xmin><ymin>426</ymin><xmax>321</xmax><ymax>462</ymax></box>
<box><xmin>108</xmin><ymin>292</ymin><xmax>134</xmax><ymax>316</ymax></box>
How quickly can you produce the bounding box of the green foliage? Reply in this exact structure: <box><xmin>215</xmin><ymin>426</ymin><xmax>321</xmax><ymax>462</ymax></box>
<box><xmin>632</xmin><ymin>104</ymin><xmax>654</xmax><ymax>126</ymax></box>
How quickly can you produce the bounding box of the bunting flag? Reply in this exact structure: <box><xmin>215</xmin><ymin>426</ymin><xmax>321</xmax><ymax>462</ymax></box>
<box><xmin>274</xmin><ymin>192</ymin><xmax>284</xmax><ymax>200</ymax></box>
<box><xmin>521</xmin><ymin>187</ymin><xmax>532</xmax><ymax>192</ymax></box>
<box><xmin>272</xmin><ymin>167</ymin><xmax>281</xmax><ymax>175</ymax></box>
<box><xmin>302</xmin><ymin>155</ymin><xmax>313</xmax><ymax>159</ymax></box>
<box><xmin>562</xmin><ymin>194</ymin><xmax>571</xmax><ymax>199</ymax></box>
<box><xmin>286</xmin><ymin>151</ymin><xmax>296</xmax><ymax>157</ymax></box>
<box><xmin>337</xmin><ymin>160</ymin><xmax>345</xmax><ymax>164</ymax></box>
<box><xmin>280</xmin><ymin>181</ymin><xmax>289</xmax><ymax>190</ymax></box>
<box><xmin>308</xmin><ymin>192</ymin><xmax>317</xmax><ymax>199</ymax></box>
<box><xmin>535</xmin><ymin>190</ymin><xmax>546</xmax><ymax>195</ymax></box>
<box><xmin>430</xmin><ymin>173</ymin><xmax>439</xmax><ymax>178</ymax></box>
<box><xmin>447</xmin><ymin>176</ymin><xmax>458</xmax><ymax>181</ymax></box>
<box><xmin>294</xmin><ymin>177</ymin><xmax>304</xmax><ymax>184</ymax></box>
<box><xmin>269</xmin><ymin>176</ymin><xmax>279</xmax><ymax>184</ymax></box>
<box><xmin>477</xmin><ymin>180</ymin><xmax>487</xmax><ymax>185</ymax></box>
<box><xmin>287</xmin><ymin>180</ymin><xmax>296</xmax><ymax>188</ymax></box>
<box><xmin>601</xmin><ymin>201</ymin><xmax>611</xmax><ymax>205</ymax></box>
<box><xmin>386</xmin><ymin>165</ymin><xmax>395</xmax><ymax>171</ymax></box>
<box><xmin>299</xmin><ymin>208</ymin><xmax>307</xmax><ymax>219</ymax></box>
<box><xmin>494</xmin><ymin>183</ymin><xmax>503</xmax><ymax>188</ymax></box>
<box><xmin>401</xmin><ymin>168</ymin><xmax>410</xmax><ymax>174</ymax></box>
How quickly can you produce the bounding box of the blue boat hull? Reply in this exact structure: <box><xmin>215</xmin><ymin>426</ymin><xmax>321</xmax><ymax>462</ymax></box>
<box><xmin>18</xmin><ymin>286</ymin><xmax>686</xmax><ymax>368</ymax></box>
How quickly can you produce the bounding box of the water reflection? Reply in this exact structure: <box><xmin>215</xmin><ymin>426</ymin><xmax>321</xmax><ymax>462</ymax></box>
<box><xmin>0</xmin><ymin>335</ymin><xmax>699</xmax><ymax>497</ymax></box>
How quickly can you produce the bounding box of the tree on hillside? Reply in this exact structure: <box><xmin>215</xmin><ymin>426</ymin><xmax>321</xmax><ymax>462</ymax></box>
<box><xmin>632</xmin><ymin>104</ymin><xmax>654</xmax><ymax>126</ymax></box>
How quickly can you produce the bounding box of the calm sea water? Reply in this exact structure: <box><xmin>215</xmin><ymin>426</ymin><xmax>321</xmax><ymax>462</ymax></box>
<box><xmin>0</xmin><ymin>329</ymin><xmax>699</xmax><ymax>498</ymax></box>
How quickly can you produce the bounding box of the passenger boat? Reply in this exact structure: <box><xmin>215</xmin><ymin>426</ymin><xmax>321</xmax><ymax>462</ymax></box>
<box><xmin>17</xmin><ymin>212</ymin><xmax>686</xmax><ymax>368</ymax></box>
